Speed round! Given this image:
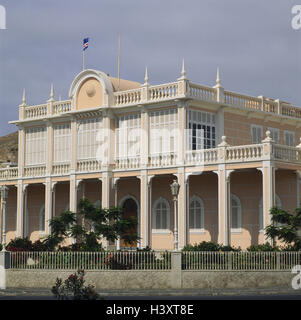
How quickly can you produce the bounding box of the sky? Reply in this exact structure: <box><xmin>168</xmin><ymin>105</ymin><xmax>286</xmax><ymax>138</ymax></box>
<box><xmin>0</xmin><ymin>0</ymin><xmax>301</xmax><ymax>136</ymax></box>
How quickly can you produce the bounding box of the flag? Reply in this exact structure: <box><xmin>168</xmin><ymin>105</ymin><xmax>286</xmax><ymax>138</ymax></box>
<box><xmin>83</xmin><ymin>38</ymin><xmax>89</xmax><ymax>51</ymax></box>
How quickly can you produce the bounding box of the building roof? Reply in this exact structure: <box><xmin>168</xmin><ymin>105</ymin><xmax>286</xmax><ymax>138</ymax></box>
<box><xmin>109</xmin><ymin>76</ymin><xmax>141</xmax><ymax>92</ymax></box>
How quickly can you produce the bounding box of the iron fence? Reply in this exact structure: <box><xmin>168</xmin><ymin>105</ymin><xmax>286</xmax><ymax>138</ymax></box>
<box><xmin>9</xmin><ymin>251</ymin><xmax>171</xmax><ymax>270</ymax></box>
<box><xmin>182</xmin><ymin>251</ymin><xmax>301</xmax><ymax>271</ymax></box>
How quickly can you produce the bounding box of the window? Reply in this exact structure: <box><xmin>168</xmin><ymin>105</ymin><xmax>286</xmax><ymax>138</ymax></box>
<box><xmin>231</xmin><ymin>194</ymin><xmax>242</xmax><ymax>232</ymax></box>
<box><xmin>77</xmin><ymin>118</ymin><xmax>103</xmax><ymax>160</ymax></box>
<box><xmin>39</xmin><ymin>204</ymin><xmax>45</xmax><ymax>233</ymax></box>
<box><xmin>268</xmin><ymin>127</ymin><xmax>280</xmax><ymax>144</ymax></box>
<box><xmin>189</xmin><ymin>196</ymin><xmax>205</xmax><ymax>231</ymax></box>
<box><xmin>152</xmin><ymin>197</ymin><xmax>170</xmax><ymax>232</ymax></box>
<box><xmin>25</xmin><ymin>127</ymin><xmax>47</xmax><ymax>165</ymax></box>
<box><xmin>116</xmin><ymin>114</ymin><xmax>141</xmax><ymax>158</ymax></box>
<box><xmin>150</xmin><ymin>109</ymin><xmax>178</xmax><ymax>155</ymax></box>
<box><xmin>54</xmin><ymin>124</ymin><xmax>71</xmax><ymax>163</ymax></box>
<box><xmin>188</xmin><ymin>109</ymin><xmax>216</xmax><ymax>150</ymax></box>
<box><xmin>251</xmin><ymin>125</ymin><xmax>263</xmax><ymax>144</ymax></box>
<box><xmin>284</xmin><ymin>131</ymin><xmax>295</xmax><ymax>147</ymax></box>
<box><xmin>259</xmin><ymin>195</ymin><xmax>282</xmax><ymax>231</ymax></box>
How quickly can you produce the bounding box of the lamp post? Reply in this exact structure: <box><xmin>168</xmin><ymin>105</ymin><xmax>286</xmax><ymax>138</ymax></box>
<box><xmin>170</xmin><ymin>179</ymin><xmax>180</xmax><ymax>251</ymax></box>
<box><xmin>0</xmin><ymin>186</ymin><xmax>8</xmax><ymax>251</ymax></box>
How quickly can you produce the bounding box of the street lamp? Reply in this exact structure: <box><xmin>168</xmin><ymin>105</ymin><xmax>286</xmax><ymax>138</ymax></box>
<box><xmin>0</xmin><ymin>186</ymin><xmax>9</xmax><ymax>251</ymax></box>
<box><xmin>170</xmin><ymin>179</ymin><xmax>180</xmax><ymax>251</ymax></box>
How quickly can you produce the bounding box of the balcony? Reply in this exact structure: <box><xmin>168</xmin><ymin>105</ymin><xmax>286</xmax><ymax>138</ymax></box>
<box><xmin>1</xmin><ymin>137</ymin><xmax>301</xmax><ymax>181</ymax></box>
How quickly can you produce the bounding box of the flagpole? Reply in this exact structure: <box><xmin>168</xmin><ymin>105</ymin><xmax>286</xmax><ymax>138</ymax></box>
<box><xmin>118</xmin><ymin>32</ymin><xmax>120</xmax><ymax>91</ymax></box>
<box><xmin>83</xmin><ymin>49</ymin><xmax>85</xmax><ymax>71</ymax></box>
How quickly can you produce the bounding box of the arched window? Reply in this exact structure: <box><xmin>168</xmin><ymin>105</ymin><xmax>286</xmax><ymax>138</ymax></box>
<box><xmin>231</xmin><ymin>194</ymin><xmax>242</xmax><ymax>232</ymax></box>
<box><xmin>259</xmin><ymin>195</ymin><xmax>282</xmax><ymax>231</ymax></box>
<box><xmin>152</xmin><ymin>197</ymin><xmax>170</xmax><ymax>232</ymax></box>
<box><xmin>40</xmin><ymin>204</ymin><xmax>45</xmax><ymax>233</ymax></box>
<box><xmin>189</xmin><ymin>195</ymin><xmax>204</xmax><ymax>230</ymax></box>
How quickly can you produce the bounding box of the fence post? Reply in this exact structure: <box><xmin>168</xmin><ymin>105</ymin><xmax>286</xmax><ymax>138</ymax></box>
<box><xmin>228</xmin><ymin>252</ymin><xmax>232</xmax><ymax>270</ymax></box>
<box><xmin>0</xmin><ymin>251</ymin><xmax>10</xmax><ymax>289</ymax></box>
<box><xmin>276</xmin><ymin>252</ymin><xmax>281</xmax><ymax>271</ymax></box>
<box><xmin>171</xmin><ymin>252</ymin><xmax>182</xmax><ymax>289</ymax></box>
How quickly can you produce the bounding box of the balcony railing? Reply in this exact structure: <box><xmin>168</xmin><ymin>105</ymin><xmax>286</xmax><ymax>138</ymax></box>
<box><xmin>1</xmin><ymin>138</ymin><xmax>301</xmax><ymax>180</ymax></box>
<box><xmin>20</xmin><ymin>77</ymin><xmax>301</xmax><ymax>122</ymax></box>
<box><xmin>0</xmin><ymin>167</ymin><xmax>18</xmax><ymax>180</ymax></box>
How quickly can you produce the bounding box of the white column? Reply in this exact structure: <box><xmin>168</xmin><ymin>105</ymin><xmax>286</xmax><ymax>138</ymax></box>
<box><xmin>1</xmin><ymin>188</ymin><xmax>7</xmax><ymax>247</ymax></box>
<box><xmin>177</xmin><ymin>101</ymin><xmax>188</xmax><ymax>166</ymax></box>
<box><xmin>24</xmin><ymin>185</ymin><xmax>28</xmax><ymax>237</ymax></box>
<box><xmin>177</xmin><ymin>169</ymin><xmax>188</xmax><ymax>249</ymax></box>
<box><xmin>148</xmin><ymin>176</ymin><xmax>153</xmax><ymax>249</ymax></box>
<box><xmin>100</xmin><ymin>173</ymin><xmax>111</xmax><ymax>249</ymax></box>
<box><xmin>258</xmin><ymin>162</ymin><xmax>275</xmax><ymax>243</ymax></box>
<box><xmin>51</xmin><ymin>182</ymin><xmax>57</xmax><ymax>226</ymax></box>
<box><xmin>113</xmin><ymin>178</ymin><xmax>120</xmax><ymax>250</ymax></box>
<box><xmin>296</xmin><ymin>171</ymin><xmax>301</xmax><ymax>208</ymax></box>
<box><xmin>140</xmin><ymin>107</ymin><xmax>149</xmax><ymax>168</ymax></box>
<box><xmin>44</xmin><ymin>178</ymin><xmax>52</xmax><ymax>235</ymax></box>
<box><xmin>214</xmin><ymin>166</ymin><xmax>233</xmax><ymax>245</ymax></box>
<box><xmin>139</xmin><ymin>172</ymin><xmax>154</xmax><ymax>248</ymax></box>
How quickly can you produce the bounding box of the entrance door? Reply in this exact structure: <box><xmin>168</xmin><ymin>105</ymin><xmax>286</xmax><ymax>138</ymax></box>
<box><xmin>121</xmin><ymin>198</ymin><xmax>138</xmax><ymax>248</ymax></box>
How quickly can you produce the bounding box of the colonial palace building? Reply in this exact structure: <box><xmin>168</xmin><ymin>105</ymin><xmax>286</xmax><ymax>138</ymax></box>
<box><xmin>1</xmin><ymin>63</ymin><xmax>301</xmax><ymax>250</ymax></box>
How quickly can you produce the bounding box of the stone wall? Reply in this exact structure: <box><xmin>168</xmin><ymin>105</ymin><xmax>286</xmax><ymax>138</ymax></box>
<box><xmin>5</xmin><ymin>269</ymin><xmax>292</xmax><ymax>290</ymax></box>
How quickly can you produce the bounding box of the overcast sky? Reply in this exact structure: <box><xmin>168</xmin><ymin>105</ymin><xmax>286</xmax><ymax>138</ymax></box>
<box><xmin>0</xmin><ymin>0</ymin><xmax>301</xmax><ymax>136</ymax></box>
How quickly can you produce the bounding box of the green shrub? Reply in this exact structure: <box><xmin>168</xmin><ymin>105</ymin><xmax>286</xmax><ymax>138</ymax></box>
<box><xmin>247</xmin><ymin>243</ymin><xmax>279</xmax><ymax>252</ymax></box>
<box><xmin>182</xmin><ymin>241</ymin><xmax>240</xmax><ymax>252</ymax></box>
<box><xmin>0</xmin><ymin>243</ymin><xmax>2</xmax><ymax>251</ymax></box>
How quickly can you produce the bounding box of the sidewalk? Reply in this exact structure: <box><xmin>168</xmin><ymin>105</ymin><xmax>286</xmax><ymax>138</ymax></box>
<box><xmin>1</xmin><ymin>287</ymin><xmax>301</xmax><ymax>298</ymax></box>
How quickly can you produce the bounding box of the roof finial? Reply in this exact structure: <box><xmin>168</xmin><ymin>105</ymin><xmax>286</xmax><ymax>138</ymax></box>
<box><xmin>22</xmin><ymin>88</ymin><xmax>26</xmax><ymax>105</ymax></box>
<box><xmin>181</xmin><ymin>58</ymin><xmax>186</xmax><ymax>79</ymax></box>
<box><xmin>144</xmin><ymin>66</ymin><xmax>149</xmax><ymax>85</ymax></box>
<box><xmin>50</xmin><ymin>83</ymin><xmax>54</xmax><ymax>100</ymax></box>
<box><xmin>216</xmin><ymin>67</ymin><xmax>221</xmax><ymax>86</ymax></box>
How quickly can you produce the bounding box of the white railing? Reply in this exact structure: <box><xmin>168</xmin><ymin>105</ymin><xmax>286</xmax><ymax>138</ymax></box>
<box><xmin>77</xmin><ymin>159</ymin><xmax>101</xmax><ymax>173</ymax></box>
<box><xmin>182</xmin><ymin>251</ymin><xmax>301</xmax><ymax>271</ymax></box>
<box><xmin>9</xmin><ymin>251</ymin><xmax>171</xmax><ymax>270</ymax></box>
<box><xmin>23</xmin><ymin>165</ymin><xmax>46</xmax><ymax>177</ymax></box>
<box><xmin>24</xmin><ymin>104</ymin><xmax>47</xmax><ymax>119</ymax></box>
<box><xmin>0</xmin><ymin>167</ymin><xmax>18</xmax><ymax>180</ymax></box>
<box><xmin>115</xmin><ymin>156</ymin><xmax>140</xmax><ymax>169</ymax></box>
<box><xmin>149</xmin><ymin>82</ymin><xmax>178</xmax><ymax>101</ymax></box>
<box><xmin>226</xmin><ymin>144</ymin><xmax>263</xmax><ymax>162</ymax></box>
<box><xmin>148</xmin><ymin>152</ymin><xmax>178</xmax><ymax>167</ymax></box>
<box><xmin>188</xmin><ymin>83</ymin><xmax>217</xmax><ymax>102</ymax></box>
<box><xmin>53</xmin><ymin>100</ymin><xmax>72</xmax><ymax>115</ymax></box>
<box><xmin>185</xmin><ymin>148</ymin><xmax>218</xmax><ymax>165</ymax></box>
<box><xmin>224</xmin><ymin>91</ymin><xmax>261</xmax><ymax>110</ymax></box>
<box><xmin>52</xmin><ymin>163</ymin><xmax>70</xmax><ymax>175</ymax></box>
<box><xmin>114</xmin><ymin>88</ymin><xmax>142</xmax><ymax>106</ymax></box>
<box><xmin>273</xmin><ymin>145</ymin><xmax>301</xmax><ymax>163</ymax></box>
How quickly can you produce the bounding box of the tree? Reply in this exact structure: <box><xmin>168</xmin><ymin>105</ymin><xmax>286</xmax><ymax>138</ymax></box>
<box><xmin>265</xmin><ymin>206</ymin><xmax>301</xmax><ymax>250</ymax></box>
<box><xmin>44</xmin><ymin>198</ymin><xmax>139</xmax><ymax>251</ymax></box>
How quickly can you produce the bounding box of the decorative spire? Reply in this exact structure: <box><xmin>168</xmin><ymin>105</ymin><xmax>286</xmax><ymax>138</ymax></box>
<box><xmin>50</xmin><ymin>83</ymin><xmax>54</xmax><ymax>100</ymax></box>
<box><xmin>22</xmin><ymin>88</ymin><xmax>26</xmax><ymax>105</ymax></box>
<box><xmin>180</xmin><ymin>58</ymin><xmax>186</xmax><ymax>79</ymax></box>
<box><xmin>144</xmin><ymin>66</ymin><xmax>149</xmax><ymax>85</ymax></box>
<box><xmin>216</xmin><ymin>67</ymin><xmax>221</xmax><ymax>86</ymax></box>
